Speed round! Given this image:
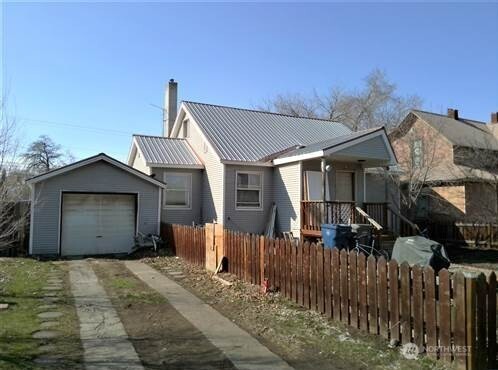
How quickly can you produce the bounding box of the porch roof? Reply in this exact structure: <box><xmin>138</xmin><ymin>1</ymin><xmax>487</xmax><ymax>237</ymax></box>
<box><xmin>273</xmin><ymin>127</ymin><xmax>397</xmax><ymax>167</ymax></box>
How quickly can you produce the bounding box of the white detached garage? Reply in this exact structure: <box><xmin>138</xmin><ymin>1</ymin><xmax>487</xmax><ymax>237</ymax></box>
<box><xmin>27</xmin><ymin>153</ymin><xmax>166</xmax><ymax>257</ymax></box>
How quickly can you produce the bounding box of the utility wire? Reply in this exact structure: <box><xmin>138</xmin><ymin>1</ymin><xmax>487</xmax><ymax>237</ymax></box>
<box><xmin>16</xmin><ymin>116</ymin><xmax>136</xmax><ymax>136</ymax></box>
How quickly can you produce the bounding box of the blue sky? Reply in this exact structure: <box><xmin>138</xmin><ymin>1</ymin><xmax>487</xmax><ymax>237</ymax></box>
<box><xmin>2</xmin><ymin>2</ymin><xmax>498</xmax><ymax>161</ymax></box>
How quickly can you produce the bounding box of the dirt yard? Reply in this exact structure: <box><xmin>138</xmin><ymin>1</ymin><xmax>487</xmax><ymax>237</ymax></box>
<box><xmin>448</xmin><ymin>247</ymin><xmax>498</xmax><ymax>272</ymax></box>
<box><xmin>142</xmin><ymin>253</ymin><xmax>449</xmax><ymax>370</ymax></box>
<box><xmin>91</xmin><ymin>259</ymin><xmax>236</xmax><ymax>370</ymax></box>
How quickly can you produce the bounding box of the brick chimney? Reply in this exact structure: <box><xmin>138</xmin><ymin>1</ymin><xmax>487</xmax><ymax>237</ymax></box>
<box><xmin>447</xmin><ymin>108</ymin><xmax>459</xmax><ymax>120</ymax></box>
<box><xmin>163</xmin><ymin>79</ymin><xmax>178</xmax><ymax>137</ymax></box>
<box><xmin>491</xmin><ymin>112</ymin><xmax>498</xmax><ymax>124</ymax></box>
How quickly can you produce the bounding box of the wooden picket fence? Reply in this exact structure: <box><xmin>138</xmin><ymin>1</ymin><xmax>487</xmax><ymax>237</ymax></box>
<box><xmin>161</xmin><ymin>223</ymin><xmax>205</xmax><ymax>266</ymax></box>
<box><xmin>165</xmin><ymin>223</ymin><xmax>497</xmax><ymax>369</ymax></box>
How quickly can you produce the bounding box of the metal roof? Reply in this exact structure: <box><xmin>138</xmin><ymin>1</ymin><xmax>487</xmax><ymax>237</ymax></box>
<box><xmin>183</xmin><ymin>101</ymin><xmax>352</xmax><ymax>162</ymax></box>
<box><xmin>277</xmin><ymin>127</ymin><xmax>382</xmax><ymax>159</ymax></box>
<box><xmin>412</xmin><ymin>110</ymin><xmax>498</xmax><ymax>150</ymax></box>
<box><xmin>134</xmin><ymin>135</ymin><xmax>203</xmax><ymax>167</ymax></box>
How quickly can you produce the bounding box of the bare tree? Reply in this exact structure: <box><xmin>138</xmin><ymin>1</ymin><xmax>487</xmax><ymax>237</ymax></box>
<box><xmin>386</xmin><ymin>116</ymin><xmax>444</xmax><ymax>221</ymax></box>
<box><xmin>260</xmin><ymin>69</ymin><xmax>422</xmax><ymax>131</ymax></box>
<box><xmin>0</xmin><ymin>96</ymin><xmax>29</xmax><ymax>253</ymax></box>
<box><xmin>22</xmin><ymin>135</ymin><xmax>67</xmax><ymax>174</ymax></box>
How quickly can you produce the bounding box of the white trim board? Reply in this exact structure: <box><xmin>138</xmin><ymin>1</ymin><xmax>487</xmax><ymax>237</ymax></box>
<box><xmin>148</xmin><ymin>163</ymin><xmax>204</xmax><ymax>169</ymax></box>
<box><xmin>273</xmin><ymin>129</ymin><xmax>397</xmax><ymax>166</ymax></box>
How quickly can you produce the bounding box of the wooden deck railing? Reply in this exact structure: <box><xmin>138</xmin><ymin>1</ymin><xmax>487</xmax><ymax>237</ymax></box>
<box><xmin>301</xmin><ymin>201</ymin><xmax>420</xmax><ymax>238</ymax></box>
<box><xmin>363</xmin><ymin>202</ymin><xmax>388</xmax><ymax>227</ymax></box>
<box><xmin>301</xmin><ymin>201</ymin><xmax>359</xmax><ymax>236</ymax></box>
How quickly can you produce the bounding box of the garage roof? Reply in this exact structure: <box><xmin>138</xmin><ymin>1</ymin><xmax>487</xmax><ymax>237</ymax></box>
<box><xmin>26</xmin><ymin>153</ymin><xmax>167</xmax><ymax>188</ymax></box>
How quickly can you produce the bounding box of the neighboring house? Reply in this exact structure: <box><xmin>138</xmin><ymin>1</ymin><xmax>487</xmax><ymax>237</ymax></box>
<box><xmin>128</xmin><ymin>80</ymin><xmax>398</xmax><ymax>238</ymax></box>
<box><xmin>390</xmin><ymin>109</ymin><xmax>498</xmax><ymax>223</ymax></box>
<box><xmin>28</xmin><ymin>153</ymin><xmax>166</xmax><ymax>256</ymax></box>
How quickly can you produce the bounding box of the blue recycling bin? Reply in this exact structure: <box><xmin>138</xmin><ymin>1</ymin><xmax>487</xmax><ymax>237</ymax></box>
<box><xmin>321</xmin><ymin>224</ymin><xmax>352</xmax><ymax>249</ymax></box>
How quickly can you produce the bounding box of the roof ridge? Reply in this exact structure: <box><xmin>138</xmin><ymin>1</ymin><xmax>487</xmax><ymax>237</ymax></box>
<box><xmin>182</xmin><ymin>100</ymin><xmax>345</xmax><ymax>124</ymax></box>
<box><xmin>411</xmin><ymin>109</ymin><xmax>487</xmax><ymax>126</ymax></box>
<box><xmin>305</xmin><ymin>126</ymin><xmax>383</xmax><ymax>147</ymax></box>
<box><xmin>133</xmin><ymin>134</ymin><xmax>186</xmax><ymax>141</ymax></box>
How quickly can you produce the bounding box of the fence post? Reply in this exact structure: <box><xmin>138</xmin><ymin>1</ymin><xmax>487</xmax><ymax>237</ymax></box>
<box><xmin>205</xmin><ymin>223</ymin><xmax>215</xmax><ymax>272</ymax></box>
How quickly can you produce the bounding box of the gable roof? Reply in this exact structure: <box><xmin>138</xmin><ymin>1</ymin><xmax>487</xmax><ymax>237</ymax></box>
<box><xmin>406</xmin><ymin>110</ymin><xmax>498</xmax><ymax>150</ymax></box>
<box><xmin>274</xmin><ymin>127</ymin><xmax>397</xmax><ymax>166</ymax></box>
<box><xmin>26</xmin><ymin>153</ymin><xmax>167</xmax><ymax>187</ymax></box>
<box><xmin>132</xmin><ymin>135</ymin><xmax>203</xmax><ymax>168</ymax></box>
<box><xmin>180</xmin><ymin>101</ymin><xmax>352</xmax><ymax>162</ymax></box>
<box><xmin>277</xmin><ymin>127</ymin><xmax>381</xmax><ymax>159</ymax></box>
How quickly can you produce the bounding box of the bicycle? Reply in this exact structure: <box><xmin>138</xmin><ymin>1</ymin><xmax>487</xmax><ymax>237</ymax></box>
<box><xmin>349</xmin><ymin>231</ymin><xmax>390</xmax><ymax>260</ymax></box>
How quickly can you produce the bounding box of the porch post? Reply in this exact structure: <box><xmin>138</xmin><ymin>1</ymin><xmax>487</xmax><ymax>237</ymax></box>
<box><xmin>321</xmin><ymin>158</ymin><xmax>327</xmax><ymax>224</ymax></box>
<box><xmin>363</xmin><ymin>168</ymin><xmax>367</xmax><ymax>204</ymax></box>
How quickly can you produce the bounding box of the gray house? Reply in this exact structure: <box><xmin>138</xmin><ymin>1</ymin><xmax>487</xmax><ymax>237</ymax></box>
<box><xmin>28</xmin><ymin>153</ymin><xmax>166</xmax><ymax>256</ymax></box>
<box><xmin>128</xmin><ymin>80</ymin><xmax>398</xmax><ymax>239</ymax></box>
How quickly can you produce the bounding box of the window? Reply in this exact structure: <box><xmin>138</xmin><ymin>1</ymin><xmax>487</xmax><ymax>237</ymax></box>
<box><xmin>236</xmin><ymin>171</ymin><xmax>263</xmax><ymax>210</ymax></box>
<box><xmin>164</xmin><ymin>173</ymin><xmax>191</xmax><ymax>208</ymax></box>
<box><xmin>182</xmin><ymin>119</ymin><xmax>190</xmax><ymax>138</ymax></box>
<box><xmin>412</xmin><ymin>139</ymin><xmax>423</xmax><ymax>167</ymax></box>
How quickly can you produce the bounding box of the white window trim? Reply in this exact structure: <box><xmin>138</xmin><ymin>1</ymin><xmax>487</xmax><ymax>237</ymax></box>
<box><xmin>163</xmin><ymin>172</ymin><xmax>192</xmax><ymax>210</ymax></box>
<box><xmin>235</xmin><ymin>170</ymin><xmax>263</xmax><ymax>211</ymax></box>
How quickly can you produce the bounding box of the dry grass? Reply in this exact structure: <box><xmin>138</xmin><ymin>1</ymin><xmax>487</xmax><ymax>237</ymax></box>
<box><xmin>143</xmin><ymin>254</ymin><xmax>452</xmax><ymax>370</ymax></box>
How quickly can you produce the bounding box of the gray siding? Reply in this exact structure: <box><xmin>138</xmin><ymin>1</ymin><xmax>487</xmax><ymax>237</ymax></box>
<box><xmin>31</xmin><ymin>161</ymin><xmax>160</xmax><ymax>255</ymax></box>
<box><xmin>184</xmin><ymin>115</ymin><xmax>224</xmax><ymax>223</ymax></box>
<box><xmin>151</xmin><ymin>167</ymin><xmax>202</xmax><ymax>225</ymax></box>
<box><xmin>274</xmin><ymin>162</ymin><xmax>301</xmax><ymax>237</ymax></box>
<box><xmin>224</xmin><ymin>165</ymin><xmax>273</xmax><ymax>234</ymax></box>
<box><xmin>335</xmin><ymin>135</ymin><xmax>390</xmax><ymax>160</ymax></box>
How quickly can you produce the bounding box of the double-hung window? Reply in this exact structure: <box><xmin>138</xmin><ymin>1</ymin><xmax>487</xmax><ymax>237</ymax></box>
<box><xmin>236</xmin><ymin>171</ymin><xmax>263</xmax><ymax>210</ymax></box>
<box><xmin>164</xmin><ymin>173</ymin><xmax>191</xmax><ymax>209</ymax></box>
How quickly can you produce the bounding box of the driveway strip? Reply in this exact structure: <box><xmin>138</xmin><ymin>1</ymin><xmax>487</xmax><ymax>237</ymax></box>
<box><xmin>125</xmin><ymin>260</ymin><xmax>294</xmax><ymax>370</ymax></box>
<box><xmin>69</xmin><ymin>260</ymin><xmax>144</xmax><ymax>370</ymax></box>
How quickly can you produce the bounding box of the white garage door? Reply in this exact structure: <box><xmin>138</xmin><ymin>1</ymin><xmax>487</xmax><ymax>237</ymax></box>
<box><xmin>61</xmin><ymin>193</ymin><xmax>136</xmax><ymax>256</ymax></box>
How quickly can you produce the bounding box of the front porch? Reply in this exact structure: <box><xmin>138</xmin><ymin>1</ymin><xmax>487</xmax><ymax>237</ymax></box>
<box><xmin>300</xmin><ymin>200</ymin><xmax>390</xmax><ymax>237</ymax></box>
<box><xmin>273</xmin><ymin>127</ymin><xmax>414</xmax><ymax>239</ymax></box>
<box><xmin>300</xmin><ymin>200</ymin><xmax>419</xmax><ymax>238</ymax></box>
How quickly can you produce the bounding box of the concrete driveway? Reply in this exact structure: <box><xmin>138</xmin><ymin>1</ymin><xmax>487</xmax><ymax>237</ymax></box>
<box><xmin>68</xmin><ymin>260</ymin><xmax>293</xmax><ymax>370</ymax></box>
